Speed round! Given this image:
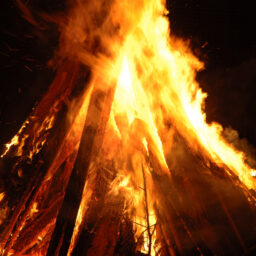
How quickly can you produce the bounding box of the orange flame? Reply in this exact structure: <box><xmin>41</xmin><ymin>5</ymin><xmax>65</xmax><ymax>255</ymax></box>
<box><xmin>93</xmin><ymin>0</ymin><xmax>256</xmax><ymax>252</ymax></box>
<box><xmin>2</xmin><ymin>0</ymin><xmax>256</xmax><ymax>255</ymax></box>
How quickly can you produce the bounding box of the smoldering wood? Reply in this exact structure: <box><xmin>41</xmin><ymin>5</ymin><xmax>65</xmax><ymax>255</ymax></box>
<box><xmin>0</xmin><ymin>163</ymin><xmax>43</xmax><ymax>254</ymax></box>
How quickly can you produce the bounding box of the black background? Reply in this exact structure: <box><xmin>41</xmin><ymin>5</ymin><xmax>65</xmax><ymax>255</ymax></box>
<box><xmin>0</xmin><ymin>0</ymin><xmax>256</xmax><ymax>149</ymax></box>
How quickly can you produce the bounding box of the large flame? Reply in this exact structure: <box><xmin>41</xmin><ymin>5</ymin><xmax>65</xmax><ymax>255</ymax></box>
<box><xmin>2</xmin><ymin>0</ymin><xmax>253</xmax><ymax>188</ymax></box>
<box><xmin>1</xmin><ymin>0</ymin><xmax>256</xmax><ymax>255</ymax></box>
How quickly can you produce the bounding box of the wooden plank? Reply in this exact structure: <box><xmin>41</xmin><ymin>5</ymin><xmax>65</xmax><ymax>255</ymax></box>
<box><xmin>46</xmin><ymin>78</ymin><xmax>116</xmax><ymax>256</ymax></box>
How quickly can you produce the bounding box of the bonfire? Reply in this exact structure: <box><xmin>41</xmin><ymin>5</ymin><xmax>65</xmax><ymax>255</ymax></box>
<box><xmin>1</xmin><ymin>0</ymin><xmax>256</xmax><ymax>255</ymax></box>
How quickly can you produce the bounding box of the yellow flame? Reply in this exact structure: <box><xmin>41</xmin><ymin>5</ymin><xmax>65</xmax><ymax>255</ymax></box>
<box><xmin>106</xmin><ymin>0</ymin><xmax>255</xmax><ymax>191</ymax></box>
<box><xmin>4</xmin><ymin>0</ymin><xmax>256</xmax><ymax>254</ymax></box>
<box><xmin>1</xmin><ymin>107</ymin><xmax>56</xmax><ymax>160</ymax></box>
<box><xmin>102</xmin><ymin>0</ymin><xmax>256</xmax><ymax>251</ymax></box>
<box><xmin>0</xmin><ymin>192</ymin><xmax>4</xmax><ymax>203</ymax></box>
<box><xmin>1</xmin><ymin>119</ymin><xmax>30</xmax><ymax>158</ymax></box>
<box><xmin>113</xmin><ymin>55</ymin><xmax>168</xmax><ymax>172</ymax></box>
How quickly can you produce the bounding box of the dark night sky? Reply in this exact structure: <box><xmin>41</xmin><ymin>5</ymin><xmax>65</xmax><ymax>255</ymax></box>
<box><xmin>0</xmin><ymin>0</ymin><xmax>256</xmax><ymax>150</ymax></box>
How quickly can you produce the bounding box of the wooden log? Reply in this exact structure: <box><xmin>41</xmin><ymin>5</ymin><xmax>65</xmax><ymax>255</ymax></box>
<box><xmin>46</xmin><ymin>78</ymin><xmax>116</xmax><ymax>256</ymax></box>
<box><xmin>85</xmin><ymin>196</ymin><xmax>124</xmax><ymax>256</ymax></box>
<box><xmin>0</xmin><ymin>62</ymin><xmax>85</xmax><ymax>256</ymax></box>
<box><xmin>0</xmin><ymin>165</ymin><xmax>42</xmax><ymax>254</ymax></box>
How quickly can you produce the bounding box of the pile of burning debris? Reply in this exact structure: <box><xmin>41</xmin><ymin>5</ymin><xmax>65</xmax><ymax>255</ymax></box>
<box><xmin>1</xmin><ymin>0</ymin><xmax>256</xmax><ymax>255</ymax></box>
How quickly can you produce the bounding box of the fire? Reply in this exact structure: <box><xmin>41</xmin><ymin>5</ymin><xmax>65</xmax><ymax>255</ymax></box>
<box><xmin>103</xmin><ymin>0</ymin><xmax>256</xmax><ymax>192</ymax></box>
<box><xmin>100</xmin><ymin>2</ymin><xmax>256</xmax><ymax>252</ymax></box>
<box><xmin>1</xmin><ymin>119</ymin><xmax>29</xmax><ymax>158</ymax></box>
<box><xmin>113</xmin><ymin>54</ymin><xmax>168</xmax><ymax>171</ymax></box>
<box><xmin>1</xmin><ymin>108</ymin><xmax>56</xmax><ymax>160</ymax></box>
<box><xmin>109</xmin><ymin>55</ymin><xmax>170</xmax><ymax>254</ymax></box>
<box><xmin>1</xmin><ymin>0</ymin><xmax>256</xmax><ymax>255</ymax></box>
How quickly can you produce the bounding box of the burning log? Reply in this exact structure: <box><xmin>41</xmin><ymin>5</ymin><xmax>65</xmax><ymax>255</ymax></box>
<box><xmin>0</xmin><ymin>61</ymin><xmax>82</xmax><ymax>253</ymax></box>
<box><xmin>46</xmin><ymin>79</ymin><xmax>116</xmax><ymax>255</ymax></box>
<box><xmin>0</xmin><ymin>62</ymin><xmax>91</xmax><ymax>255</ymax></box>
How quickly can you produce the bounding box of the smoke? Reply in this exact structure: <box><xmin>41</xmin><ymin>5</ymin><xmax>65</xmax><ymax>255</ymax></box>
<box><xmin>222</xmin><ymin>127</ymin><xmax>256</xmax><ymax>170</ymax></box>
<box><xmin>197</xmin><ymin>58</ymin><xmax>256</xmax><ymax>170</ymax></box>
<box><xmin>199</xmin><ymin>58</ymin><xmax>256</xmax><ymax>147</ymax></box>
<box><xmin>52</xmin><ymin>0</ymin><xmax>148</xmax><ymax>69</ymax></box>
